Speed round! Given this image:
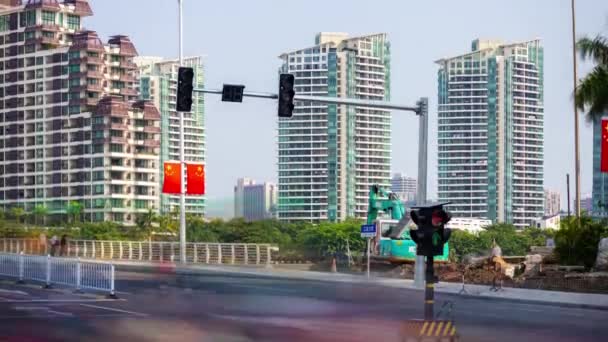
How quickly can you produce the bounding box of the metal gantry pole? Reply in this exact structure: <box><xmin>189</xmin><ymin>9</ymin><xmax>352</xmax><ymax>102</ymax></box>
<box><xmin>178</xmin><ymin>0</ymin><xmax>187</xmax><ymax>264</ymax></box>
<box><xmin>571</xmin><ymin>0</ymin><xmax>581</xmax><ymax>219</ymax></box>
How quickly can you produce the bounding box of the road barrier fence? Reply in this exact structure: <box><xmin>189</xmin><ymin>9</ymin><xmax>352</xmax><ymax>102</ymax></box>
<box><xmin>0</xmin><ymin>252</ymin><xmax>115</xmax><ymax>295</ymax></box>
<box><xmin>0</xmin><ymin>239</ymin><xmax>277</xmax><ymax>266</ymax></box>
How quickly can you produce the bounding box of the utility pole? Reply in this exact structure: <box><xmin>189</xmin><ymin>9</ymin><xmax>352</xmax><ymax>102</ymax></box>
<box><xmin>567</xmin><ymin>173</ymin><xmax>571</xmax><ymax>217</ymax></box>
<box><xmin>178</xmin><ymin>0</ymin><xmax>187</xmax><ymax>264</ymax></box>
<box><xmin>571</xmin><ymin>0</ymin><xmax>581</xmax><ymax>219</ymax></box>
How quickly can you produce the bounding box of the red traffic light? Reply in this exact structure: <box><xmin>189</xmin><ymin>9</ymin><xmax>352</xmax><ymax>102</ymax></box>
<box><xmin>431</xmin><ymin>209</ymin><xmax>451</xmax><ymax>227</ymax></box>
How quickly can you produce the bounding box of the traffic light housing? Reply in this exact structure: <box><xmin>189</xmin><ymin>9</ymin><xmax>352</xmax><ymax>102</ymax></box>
<box><xmin>278</xmin><ymin>73</ymin><xmax>295</xmax><ymax>117</ymax></box>
<box><xmin>222</xmin><ymin>84</ymin><xmax>245</xmax><ymax>103</ymax></box>
<box><xmin>177</xmin><ymin>67</ymin><xmax>194</xmax><ymax>112</ymax></box>
<box><xmin>409</xmin><ymin>203</ymin><xmax>452</xmax><ymax>256</ymax></box>
<box><xmin>416</xmin><ymin>97</ymin><xmax>428</xmax><ymax>116</ymax></box>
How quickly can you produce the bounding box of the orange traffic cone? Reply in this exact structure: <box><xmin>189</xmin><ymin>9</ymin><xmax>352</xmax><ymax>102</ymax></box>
<box><xmin>330</xmin><ymin>257</ymin><xmax>337</xmax><ymax>273</ymax></box>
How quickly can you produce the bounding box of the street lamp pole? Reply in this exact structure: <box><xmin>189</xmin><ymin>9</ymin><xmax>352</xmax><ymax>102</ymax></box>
<box><xmin>571</xmin><ymin>0</ymin><xmax>581</xmax><ymax>219</ymax></box>
<box><xmin>178</xmin><ymin>0</ymin><xmax>187</xmax><ymax>263</ymax></box>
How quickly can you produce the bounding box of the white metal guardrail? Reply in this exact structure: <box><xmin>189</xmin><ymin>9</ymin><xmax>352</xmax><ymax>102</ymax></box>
<box><xmin>0</xmin><ymin>239</ymin><xmax>278</xmax><ymax>266</ymax></box>
<box><xmin>0</xmin><ymin>252</ymin><xmax>115</xmax><ymax>296</ymax></box>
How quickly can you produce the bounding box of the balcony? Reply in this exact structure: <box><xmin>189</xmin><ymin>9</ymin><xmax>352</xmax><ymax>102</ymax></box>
<box><xmin>120</xmin><ymin>88</ymin><xmax>138</xmax><ymax>97</ymax></box>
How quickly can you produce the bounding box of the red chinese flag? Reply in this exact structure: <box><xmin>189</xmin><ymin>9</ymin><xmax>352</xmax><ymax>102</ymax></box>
<box><xmin>186</xmin><ymin>163</ymin><xmax>205</xmax><ymax>195</ymax></box>
<box><xmin>162</xmin><ymin>162</ymin><xmax>182</xmax><ymax>194</ymax></box>
<box><xmin>602</xmin><ymin>119</ymin><xmax>608</xmax><ymax>173</ymax></box>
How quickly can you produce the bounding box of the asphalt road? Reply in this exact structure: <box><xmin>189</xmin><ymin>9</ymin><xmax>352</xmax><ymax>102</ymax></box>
<box><xmin>1</xmin><ymin>268</ymin><xmax>607</xmax><ymax>342</ymax></box>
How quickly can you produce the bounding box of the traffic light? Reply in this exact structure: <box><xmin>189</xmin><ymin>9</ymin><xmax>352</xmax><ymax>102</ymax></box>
<box><xmin>409</xmin><ymin>203</ymin><xmax>452</xmax><ymax>256</ymax></box>
<box><xmin>177</xmin><ymin>67</ymin><xmax>194</xmax><ymax>112</ymax></box>
<box><xmin>416</xmin><ymin>97</ymin><xmax>428</xmax><ymax>116</ymax></box>
<box><xmin>222</xmin><ymin>84</ymin><xmax>245</xmax><ymax>103</ymax></box>
<box><xmin>278</xmin><ymin>73</ymin><xmax>295</xmax><ymax>117</ymax></box>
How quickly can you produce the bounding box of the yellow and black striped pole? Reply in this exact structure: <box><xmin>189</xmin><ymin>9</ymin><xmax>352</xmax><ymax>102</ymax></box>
<box><xmin>424</xmin><ymin>255</ymin><xmax>435</xmax><ymax>320</ymax></box>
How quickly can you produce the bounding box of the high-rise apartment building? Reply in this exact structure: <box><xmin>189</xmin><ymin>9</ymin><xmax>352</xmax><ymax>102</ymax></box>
<box><xmin>234</xmin><ymin>177</ymin><xmax>254</xmax><ymax>218</ymax></box>
<box><xmin>544</xmin><ymin>189</ymin><xmax>560</xmax><ymax>216</ymax></box>
<box><xmin>0</xmin><ymin>0</ymin><xmax>161</xmax><ymax>224</ymax></box>
<box><xmin>391</xmin><ymin>173</ymin><xmax>417</xmax><ymax>203</ymax></box>
<box><xmin>243</xmin><ymin>182</ymin><xmax>277</xmax><ymax>221</ymax></box>
<box><xmin>437</xmin><ymin>39</ymin><xmax>544</xmax><ymax>228</ymax></box>
<box><xmin>136</xmin><ymin>56</ymin><xmax>205</xmax><ymax>216</ymax></box>
<box><xmin>278</xmin><ymin>32</ymin><xmax>391</xmax><ymax>222</ymax></box>
<box><xmin>592</xmin><ymin>117</ymin><xmax>608</xmax><ymax>217</ymax></box>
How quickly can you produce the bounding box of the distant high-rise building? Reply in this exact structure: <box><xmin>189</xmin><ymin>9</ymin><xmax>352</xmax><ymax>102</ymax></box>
<box><xmin>0</xmin><ymin>0</ymin><xmax>161</xmax><ymax>224</ymax></box>
<box><xmin>243</xmin><ymin>182</ymin><xmax>277</xmax><ymax>221</ymax></box>
<box><xmin>234</xmin><ymin>178</ymin><xmax>254</xmax><ymax>218</ymax></box>
<box><xmin>136</xmin><ymin>56</ymin><xmax>206</xmax><ymax>216</ymax></box>
<box><xmin>592</xmin><ymin>117</ymin><xmax>608</xmax><ymax>217</ymax></box>
<box><xmin>391</xmin><ymin>173</ymin><xmax>417</xmax><ymax>203</ymax></box>
<box><xmin>544</xmin><ymin>189</ymin><xmax>560</xmax><ymax>216</ymax></box>
<box><xmin>579</xmin><ymin>195</ymin><xmax>593</xmax><ymax>214</ymax></box>
<box><xmin>278</xmin><ymin>32</ymin><xmax>391</xmax><ymax>222</ymax></box>
<box><xmin>436</xmin><ymin>39</ymin><xmax>544</xmax><ymax>228</ymax></box>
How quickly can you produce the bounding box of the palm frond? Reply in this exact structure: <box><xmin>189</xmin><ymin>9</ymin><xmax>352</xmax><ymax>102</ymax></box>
<box><xmin>577</xmin><ymin>35</ymin><xmax>608</xmax><ymax>66</ymax></box>
<box><xmin>575</xmin><ymin>65</ymin><xmax>608</xmax><ymax>121</ymax></box>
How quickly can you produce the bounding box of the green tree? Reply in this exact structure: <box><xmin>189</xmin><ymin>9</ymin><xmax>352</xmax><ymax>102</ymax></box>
<box><xmin>79</xmin><ymin>222</ymin><xmax>123</xmax><ymax>240</ymax></box>
<box><xmin>187</xmin><ymin>215</ymin><xmax>219</xmax><ymax>242</ymax></box>
<box><xmin>32</xmin><ymin>205</ymin><xmax>49</xmax><ymax>226</ymax></box>
<box><xmin>555</xmin><ymin>215</ymin><xmax>608</xmax><ymax>268</ymax></box>
<box><xmin>135</xmin><ymin>209</ymin><xmax>159</xmax><ymax>241</ymax></box>
<box><xmin>66</xmin><ymin>202</ymin><xmax>83</xmax><ymax>224</ymax></box>
<box><xmin>575</xmin><ymin>34</ymin><xmax>608</xmax><ymax>121</ymax></box>
<box><xmin>157</xmin><ymin>212</ymin><xmax>178</xmax><ymax>237</ymax></box>
<box><xmin>10</xmin><ymin>207</ymin><xmax>25</xmax><ymax>225</ymax></box>
<box><xmin>296</xmin><ymin>219</ymin><xmax>364</xmax><ymax>260</ymax></box>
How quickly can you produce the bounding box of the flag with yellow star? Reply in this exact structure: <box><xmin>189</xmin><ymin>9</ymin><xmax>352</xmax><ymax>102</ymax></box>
<box><xmin>162</xmin><ymin>162</ymin><xmax>182</xmax><ymax>194</ymax></box>
<box><xmin>602</xmin><ymin>119</ymin><xmax>608</xmax><ymax>173</ymax></box>
<box><xmin>186</xmin><ymin>163</ymin><xmax>205</xmax><ymax>195</ymax></box>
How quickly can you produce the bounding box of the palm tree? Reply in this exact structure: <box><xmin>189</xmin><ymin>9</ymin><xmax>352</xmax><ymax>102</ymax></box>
<box><xmin>66</xmin><ymin>201</ymin><xmax>83</xmax><ymax>224</ymax></box>
<box><xmin>136</xmin><ymin>209</ymin><xmax>159</xmax><ymax>242</ymax></box>
<box><xmin>10</xmin><ymin>207</ymin><xmax>25</xmax><ymax>225</ymax></box>
<box><xmin>33</xmin><ymin>205</ymin><xmax>49</xmax><ymax>226</ymax></box>
<box><xmin>575</xmin><ymin>34</ymin><xmax>608</xmax><ymax>121</ymax></box>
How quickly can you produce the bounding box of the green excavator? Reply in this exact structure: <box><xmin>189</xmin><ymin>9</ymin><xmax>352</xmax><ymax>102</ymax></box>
<box><xmin>366</xmin><ymin>185</ymin><xmax>449</xmax><ymax>263</ymax></box>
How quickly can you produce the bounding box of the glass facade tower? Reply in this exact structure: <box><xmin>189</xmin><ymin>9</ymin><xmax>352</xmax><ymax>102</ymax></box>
<box><xmin>437</xmin><ymin>39</ymin><xmax>544</xmax><ymax>228</ymax></box>
<box><xmin>278</xmin><ymin>33</ymin><xmax>391</xmax><ymax>222</ymax></box>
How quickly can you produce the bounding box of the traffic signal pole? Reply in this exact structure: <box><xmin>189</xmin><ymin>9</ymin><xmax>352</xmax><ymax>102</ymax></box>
<box><xmin>178</xmin><ymin>0</ymin><xmax>187</xmax><ymax>264</ymax></box>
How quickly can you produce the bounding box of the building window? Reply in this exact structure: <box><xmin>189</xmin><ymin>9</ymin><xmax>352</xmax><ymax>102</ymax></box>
<box><xmin>93</xmin><ymin>171</ymin><xmax>104</xmax><ymax>181</ymax></box>
<box><xmin>93</xmin><ymin>184</ymin><xmax>104</xmax><ymax>195</ymax></box>
<box><xmin>93</xmin><ymin>157</ymin><xmax>104</xmax><ymax>167</ymax></box>
<box><xmin>110</xmin><ymin>144</ymin><xmax>123</xmax><ymax>153</ymax></box>
<box><xmin>67</xmin><ymin>15</ymin><xmax>80</xmax><ymax>30</ymax></box>
<box><xmin>110</xmin><ymin>199</ymin><xmax>124</xmax><ymax>208</ymax></box>
<box><xmin>20</xmin><ymin>11</ymin><xmax>36</xmax><ymax>27</ymax></box>
<box><xmin>0</xmin><ymin>15</ymin><xmax>8</xmax><ymax>32</ymax></box>
<box><xmin>93</xmin><ymin>199</ymin><xmax>105</xmax><ymax>209</ymax></box>
<box><xmin>135</xmin><ymin>200</ymin><xmax>147</xmax><ymax>209</ymax></box>
<box><xmin>42</xmin><ymin>11</ymin><xmax>55</xmax><ymax>26</ymax></box>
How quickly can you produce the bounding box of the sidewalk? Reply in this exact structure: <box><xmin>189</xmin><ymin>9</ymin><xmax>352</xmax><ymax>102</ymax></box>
<box><xmin>108</xmin><ymin>259</ymin><xmax>608</xmax><ymax>310</ymax></box>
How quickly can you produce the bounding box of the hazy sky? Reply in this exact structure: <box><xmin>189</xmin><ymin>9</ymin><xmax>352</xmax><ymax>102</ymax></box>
<box><xmin>88</xmin><ymin>0</ymin><xmax>607</xmax><ymax>217</ymax></box>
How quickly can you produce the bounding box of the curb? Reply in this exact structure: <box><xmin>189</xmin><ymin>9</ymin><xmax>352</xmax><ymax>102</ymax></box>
<box><xmin>455</xmin><ymin>291</ymin><xmax>608</xmax><ymax>311</ymax></box>
<box><xmin>112</xmin><ymin>262</ymin><xmax>608</xmax><ymax>311</ymax></box>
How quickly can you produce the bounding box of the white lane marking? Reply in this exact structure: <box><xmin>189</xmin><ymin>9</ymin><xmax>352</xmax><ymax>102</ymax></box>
<box><xmin>14</xmin><ymin>306</ymin><xmax>74</xmax><ymax>317</ymax></box>
<box><xmin>0</xmin><ymin>289</ymin><xmax>29</xmax><ymax>296</ymax></box>
<box><xmin>79</xmin><ymin>303</ymin><xmax>148</xmax><ymax>317</ymax></box>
